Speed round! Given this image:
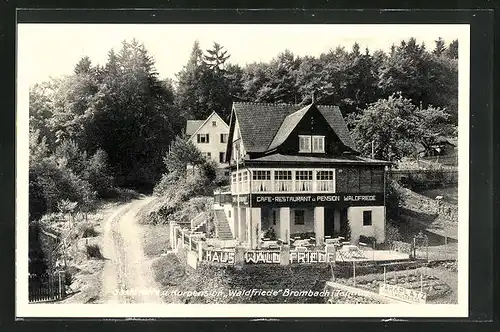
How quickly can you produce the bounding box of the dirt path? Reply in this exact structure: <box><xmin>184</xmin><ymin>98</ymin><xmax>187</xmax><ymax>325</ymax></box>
<box><xmin>100</xmin><ymin>196</ymin><xmax>162</xmax><ymax>303</ymax></box>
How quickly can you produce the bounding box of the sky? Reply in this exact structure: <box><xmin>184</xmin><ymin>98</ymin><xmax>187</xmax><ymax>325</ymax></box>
<box><xmin>18</xmin><ymin>24</ymin><xmax>465</xmax><ymax>85</ymax></box>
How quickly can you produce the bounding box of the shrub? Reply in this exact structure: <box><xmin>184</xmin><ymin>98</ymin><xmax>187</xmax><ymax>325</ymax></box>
<box><xmin>79</xmin><ymin>223</ymin><xmax>99</xmax><ymax>238</ymax></box>
<box><xmin>385</xmin><ymin>222</ymin><xmax>402</xmax><ymax>245</ymax></box>
<box><xmin>386</xmin><ymin>180</ymin><xmax>403</xmax><ymax>220</ymax></box>
<box><xmin>153</xmin><ymin>171</ymin><xmax>180</xmax><ymax>196</ymax></box>
<box><xmin>30</xmin><ymin>157</ymin><xmax>96</xmax><ymax>214</ymax></box>
<box><xmin>85</xmin><ymin>244</ymin><xmax>103</xmax><ymax>259</ymax></box>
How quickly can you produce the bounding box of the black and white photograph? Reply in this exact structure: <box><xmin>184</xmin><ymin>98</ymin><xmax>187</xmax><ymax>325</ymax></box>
<box><xmin>16</xmin><ymin>22</ymin><xmax>470</xmax><ymax>318</ymax></box>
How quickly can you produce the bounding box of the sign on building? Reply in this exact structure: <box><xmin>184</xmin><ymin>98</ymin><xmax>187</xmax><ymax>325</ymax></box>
<box><xmin>236</xmin><ymin>193</ymin><xmax>384</xmax><ymax>207</ymax></box>
<box><xmin>379</xmin><ymin>283</ymin><xmax>427</xmax><ymax>304</ymax></box>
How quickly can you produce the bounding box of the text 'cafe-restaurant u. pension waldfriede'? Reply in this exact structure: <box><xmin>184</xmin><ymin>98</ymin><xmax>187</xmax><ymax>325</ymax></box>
<box><xmin>213</xmin><ymin>100</ymin><xmax>392</xmax><ymax>249</ymax></box>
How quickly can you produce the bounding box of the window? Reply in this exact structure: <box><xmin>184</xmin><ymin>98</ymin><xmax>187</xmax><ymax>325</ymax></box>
<box><xmin>272</xmin><ymin>210</ymin><xmax>277</xmax><ymax>225</ymax></box>
<box><xmin>219</xmin><ymin>152</ymin><xmax>226</xmax><ymax>163</ymax></box>
<box><xmin>197</xmin><ymin>133</ymin><xmax>209</xmax><ymax>143</ymax></box>
<box><xmin>294</xmin><ymin>210</ymin><xmax>305</xmax><ymax>225</ymax></box>
<box><xmin>274</xmin><ymin>170</ymin><xmax>292</xmax><ymax>180</ymax></box>
<box><xmin>224</xmin><ymin>171</ymin><xmax>230</xmax><ymax>177</ymax></box>
<box><xmin>317</xmin><ymin>170</ymin><xmax>334</xmax><ymax>191</ymax></box>
<box><xmin>295</xmin><ymin>170</ymin><xmax>312</xmax><ymax>191</ymax></box>
<box><xmin>252</xmin><ymin>170</ymin><xmax>271</xmax><ymax>180</ymax></box>
<box><xmin>299</xmin><ymin>135</ymin><xmax>325</xmax><ymax>153</ymax></box>
<box><xmin>299</xmin><ymin>135</ymin><xmax>311</xmax><ymax>152</ymax></box>
<box><xmin>232</xmin><ymin>173</ymin><xmax>237</xmax><ymax>183</ymax></box>
<box><xmin>312</xmin><ymin>136</ymin><xmax>325</xmax><ymax>153</ymax></box>
<box><xmin>295</xmin><ymin>170</ymin><xmax>313</xmax><ymax>180</ymax></box>
<box><xmin>228</xmin><ymin>210</ymin><xmax>231</xmax><ymax>218</ymax></box>
<box><xmin>212</xmin><ymin>121</ymin><xmax>217</xmax><ymax>127</ymax></box>
<box><xmin>316</xmin><ymin>170</ymin><xmax>334</xmax><ymax>180</ymax></box>
<box><xmin>363</xmin><ymin>211</ymin><xmax>372</xmax><ymax>226</ymax></box>
<box><xmin>220</xmin><ymin>133</ymin><xmax>228</xmax><ymax>143</ymax></box>
<box><xmin>203</xmin><ymin>152</ymin><xmax>211</xmax><ymax>159</ymax></box>
<box><xmin>274</xmin><ymin>170</ymin><xmax>292</xmax><ymax>192</ymax></box>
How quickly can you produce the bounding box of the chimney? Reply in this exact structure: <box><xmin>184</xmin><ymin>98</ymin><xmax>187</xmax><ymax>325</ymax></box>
<box><xmin>311</xmin><ymin>92</ymin><xmax>316</xmax><ymax>104</ymax></box>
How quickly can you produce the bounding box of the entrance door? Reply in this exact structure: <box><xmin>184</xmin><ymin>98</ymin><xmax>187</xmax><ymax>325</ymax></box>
<box><xmin>324</xmin><ymin>208</ymin><xmax>335</xmax><ymax>237</ymax></box>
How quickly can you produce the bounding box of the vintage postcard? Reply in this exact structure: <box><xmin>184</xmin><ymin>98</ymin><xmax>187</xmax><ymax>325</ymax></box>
<box><xmin>16</xmin><ymin>22</ymin><xmax>470</xmax><ymax>318</ymax></box>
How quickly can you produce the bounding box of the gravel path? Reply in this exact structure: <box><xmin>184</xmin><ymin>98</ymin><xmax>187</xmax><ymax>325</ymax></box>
<box><xmin>100</xmin><ymin>197</ymin><xmax>162</xmax><ymax>303</ymax></box>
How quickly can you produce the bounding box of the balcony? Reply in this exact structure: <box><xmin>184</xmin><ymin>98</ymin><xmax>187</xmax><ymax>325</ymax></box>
<box><xmin>252</xmin><ymin>180</ymin><xmax>272</xmax><ymax>192</ymax></box>
<box><xmin>317</xmin><ymin>180</ymin><xmax>335</xmax><ymax>192</ymax></box>
<box><xmin>233</xmin><ymin>179</ymin><xmax>335</xmax><ymax>194</ymax></box>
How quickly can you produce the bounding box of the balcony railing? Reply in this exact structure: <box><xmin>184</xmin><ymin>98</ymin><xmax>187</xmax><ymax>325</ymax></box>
<box><xmin>317</xmin><ymin>180</ymin><xmax>335</xmax><ymax>192</ymax></box>
<box><xmin>295</xmin><ymin>180</ymin><xmax>313</xmax><ymax>192</ymax></box>
<box><xmin>252</xmin><ymin>180</ymin><xmax>272</xmax><ymax>192</ymax></box>
<box><xmin>275</xmin><ymin>180</ymin><xmax>292</xmax><ymax>192</ymax></box>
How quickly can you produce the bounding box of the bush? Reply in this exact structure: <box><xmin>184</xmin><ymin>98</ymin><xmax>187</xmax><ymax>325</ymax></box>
<box><xmin>386</xmin><ymin>180</ymin><xmax>403</xmax><ymax>220</ymax></box>
<box><xmin>30</xmin><ymin>158</ymin><xmax>96</xmax><ymax>214</ymax></box>
<box><xmin>79</xmin><ymin>223</ymin><xmax>99</xmax><ymax>238</ymax></box>
<box><xmin>153</xmin><ymin>171</ymin><xmax>180</xmax><ymax>196</ymax></box>
<box><xmin>385</xmin><ymin>222</ymin><xmax>402</xmax><ymax>245</ymax></box>
<box><xmin>85</xmin><ymin>244</ymin><xmax>103</xmax><ymax>259</ymax></box>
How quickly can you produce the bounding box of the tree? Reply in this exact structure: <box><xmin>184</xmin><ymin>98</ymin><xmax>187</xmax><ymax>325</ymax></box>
<box><xmin>163</xmin><ymin>135</ymin><xmax>206</xmax><ymax>177</ymax></box>
<box><xmin>433</xmin><ymin>37</ymin><xmax>446</xmax><ymax>56</ymax></box>
<box><xmin>378</xmin><ymin>38</ymin><xmax>433</xmax><ymax>110</ymax></box>
<box><xmin>444</xmin><ymin>39</ymin><xmax>458</xmax><ymax>59</ymax></box>
<box><xmin>85</xmin><ymin>39</ymin><xmax>180</xmax><ymax>190</ymax></box>
<box><xmin>352</xmin><ymin>94</ymin><xmax>449</xmax><ymax>162</ymax></box>
<box><xmin>203</xmin><ymin>42</ymin><xmax>230</xmax><ymax>72</ymax></box>
<box><xmin>74</xmin><ymin>56</ymin><xmax>93</xmax><ymax>74</ymax></box>
<box><xmin>175</xmin><ymin>41</ymin><xmax>211</xmax><ymax>120</ymax></box>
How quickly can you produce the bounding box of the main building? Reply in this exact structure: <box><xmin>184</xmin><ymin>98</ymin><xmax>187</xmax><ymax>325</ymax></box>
<box><xmin>214</xmin><ymin>101</ymin><xmax>391</xmax><ymax>249</ymax></box>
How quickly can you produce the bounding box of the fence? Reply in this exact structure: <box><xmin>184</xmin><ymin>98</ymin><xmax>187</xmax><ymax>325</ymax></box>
<box><xmin>28</xmin><ymin>272</ymin><xmax>66</xmax><ymax>303</ymax></box>
<box><xmin>390</xmin><ymin>235</ymin><xmax>457</xmax><ymax>262</ymax></box>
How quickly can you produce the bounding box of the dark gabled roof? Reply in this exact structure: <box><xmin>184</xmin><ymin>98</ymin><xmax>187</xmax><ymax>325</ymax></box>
<box><xmin>242</xmin><ymin>153</ymin><xmax>391</xmax><ymax>166</ymax></box>
<box><xmin>232</xmin><ymin>102</ymin><xmax>357</xmax><ymax>153</ymax></box>
<box><xmin>268</xmin><ymin>104</ymin><xmax>312</xmax><ymax>150</ymax></box>
<box><xmin>185</xmin><ymin>120</ymin><xmax>204</xmax><ymax>136</ymax></box>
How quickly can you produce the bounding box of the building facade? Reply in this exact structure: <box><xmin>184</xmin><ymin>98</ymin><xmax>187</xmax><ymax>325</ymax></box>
<box><xmin>215</xmin><ymin>101</ymin><xmax>391</xmax><ymax>249</ymax></box>
<box><xmin>186</xmin><ymin>112</ymin><xmax>230</xmax><ymax>174</ymax></box>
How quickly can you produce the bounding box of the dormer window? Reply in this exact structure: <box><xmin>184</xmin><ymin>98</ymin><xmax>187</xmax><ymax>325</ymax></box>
<box><xmin>299</xmin><ymin>135</ymin><xmax>311</xmax><ymax>152</ymax></box>
<box><xmin>312</xmin><ymin>136</ymin><xmax>325</xmax><ymax>153</ymax></box>
<box><xmin>299</xmin><ymin>135</ymin><xmax>325</xmax><ymax>153</ymax></box>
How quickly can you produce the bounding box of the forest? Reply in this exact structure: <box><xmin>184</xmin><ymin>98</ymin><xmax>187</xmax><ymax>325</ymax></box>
<box><xmin>28</xmin><ymin>37</ymin><xmax>458</xmax><ymax>222</ymax></box>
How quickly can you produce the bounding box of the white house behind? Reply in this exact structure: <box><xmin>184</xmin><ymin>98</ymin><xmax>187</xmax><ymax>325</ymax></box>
<box><xmin>186</xmin><ymin>112</ymin><xmax>230</xmax><ymax>176</ymax></box>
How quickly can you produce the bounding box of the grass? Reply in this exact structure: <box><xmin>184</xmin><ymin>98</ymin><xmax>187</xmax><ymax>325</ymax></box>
<box><xmin>142</xmin><ymin>224</ymin><xmax>171</xmax><ymax>257</ymax></box>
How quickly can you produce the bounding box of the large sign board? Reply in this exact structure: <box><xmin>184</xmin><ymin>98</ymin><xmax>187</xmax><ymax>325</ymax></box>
<box><xmin>202</xmin><ymin>249</ymin><xmax>335</xmax><ymax>265</ymax></box>
<box><xmin>379</xmin><ymin>283</ymin><xmax>427</xmax><ymax>304</ymax></box>
<box><xmin>232</xmin><ymin>193</ymin><xmax>383</xmax><ymax>207</ymax></box>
